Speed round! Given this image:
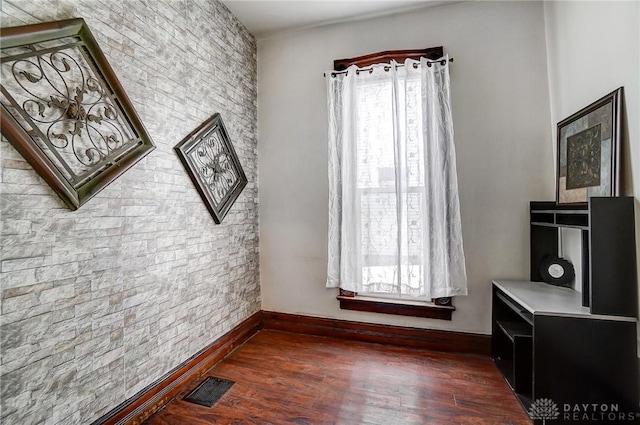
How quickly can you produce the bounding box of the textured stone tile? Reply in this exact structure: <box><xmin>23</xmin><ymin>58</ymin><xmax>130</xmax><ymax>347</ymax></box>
<box><xmin>0</xmin><ymin>303</ymin><xmax>53</xmax><ymax>325</ymax></box>
<box><xmin>39</xmin><ymin>284</ymin><xmax>75</xmax><ymax>305</ymax></box>
<box><xmin>1</xmin><ymin>356</ymin><xmax>53</xmax><ymax>398</ymax></box>
<box><xmin>1</xmin><ymin>282</ymin><xmax>54</xmax><ymax>300</ymax></box>
<box><xmin>1</xmin><ymin>343</ymin><xmax>50</xmax><ymax>373</ymax></box>
<box><xmin>1</xmin><ymin>292</ymin><xmax>39</xmax><ymax>314</ymax></box>
<box><xmin>0</xmin><ymin>0</ymin><xmax>259</xmax><ymax>424</ymax></box>
<box><xmin>0</xmin><ymin>255</ymin><xmax>47</xmax><ymax>272</ymax></box>
<box><xmin>0</xmin><ymin>268</ymin><xmax>37</xmax><ymax>289</ymax></box>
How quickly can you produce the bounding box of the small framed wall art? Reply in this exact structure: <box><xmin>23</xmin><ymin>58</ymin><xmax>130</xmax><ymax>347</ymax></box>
<box><xmin>556</xmin><ymin>87</ymin><xmax>622</xmax><ymax>204</ymax></box>
<box><xmin>174</xmin><ymin>113</ymin><xmax>247</xmax><ymax>224</ymax></box>
<box><xmin>0</xmin><ymin>18</ymin><xmax>156</xmax><ymax>210</ymax></box>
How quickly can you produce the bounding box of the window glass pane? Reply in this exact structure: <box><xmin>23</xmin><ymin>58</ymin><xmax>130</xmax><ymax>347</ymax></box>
<box><xmin>355</xmin><ymin>71</ymin><xmax>428</xmax><ymax>299</ymax></box>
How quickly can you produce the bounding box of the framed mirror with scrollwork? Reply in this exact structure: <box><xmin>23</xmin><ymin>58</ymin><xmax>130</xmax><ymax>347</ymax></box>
<box><xmin>174</xmin><ymin>114</ymin><xmax>247</xmax><ymax>224</ymax></box>
<box><xmin>0</xmin><ymin>18</ymin><xmax>155</xmax><ymax>210</ymax></box>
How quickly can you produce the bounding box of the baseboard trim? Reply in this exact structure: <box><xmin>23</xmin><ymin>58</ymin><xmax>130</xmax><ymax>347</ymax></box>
<box><xmin>91</xmin><ymin>311</ymin><xmax>262</xmax><ymax>425</ymax></box>
<box><xmin>261</xmin><ymin>311</ymin><xmax>490</xmax><ymax>355</ymax></box>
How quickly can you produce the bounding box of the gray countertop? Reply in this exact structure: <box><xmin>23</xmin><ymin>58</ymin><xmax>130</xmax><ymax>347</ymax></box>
<box><xmin>493</xmin><ymin>280</ymin><xmax>635</xmax><ymax>322</ymax></box>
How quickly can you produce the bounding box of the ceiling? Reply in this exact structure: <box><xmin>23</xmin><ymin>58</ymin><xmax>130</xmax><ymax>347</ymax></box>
<box><xmin>222</xmin><ymin>1</ymin><xmax>457</xmax><ymax>39</ymax></box>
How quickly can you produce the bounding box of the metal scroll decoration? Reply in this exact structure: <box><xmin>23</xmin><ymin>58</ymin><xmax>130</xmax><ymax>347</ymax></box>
<box><xmin>0</xmin><ymin>18</ymin><xmax>155</xmax><ymax>209</ymax></box>
<box><xmin>174</xmin><ymin>114</ymin><xmax>247</xmax><ymax>224</ymax></box>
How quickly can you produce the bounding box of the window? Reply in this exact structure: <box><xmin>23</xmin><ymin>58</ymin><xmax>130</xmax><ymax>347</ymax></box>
<box><xmin>325</xmin><ymin>48</ymin><xmax>467</xmax><ymax>320</ymax></box>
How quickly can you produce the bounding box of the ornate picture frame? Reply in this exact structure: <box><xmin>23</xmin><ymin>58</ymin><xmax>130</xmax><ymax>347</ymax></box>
<box><xmin>174</xmin><ymin>114</ymin><xmax>247</xmax><ymax>224</ymax></box>
<box><xmin>556</xmin><ymin>87</ymin><xmax>622</xmax><ymax>205</ymax></box>
<box><xmin>0</xmin><ymin>18</ymin><xmax>156</xmax><ymax>210</ymax></box>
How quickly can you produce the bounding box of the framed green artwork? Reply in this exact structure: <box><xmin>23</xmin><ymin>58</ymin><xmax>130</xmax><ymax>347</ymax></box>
<box><xmin>556</xmin><ymin>87</ymin><xmax>622</xmax><ymax>205</ymax></box>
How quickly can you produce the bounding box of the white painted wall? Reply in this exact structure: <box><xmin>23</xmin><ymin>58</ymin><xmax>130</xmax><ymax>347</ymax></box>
<box><xmin>544</xmin><ymin>0</ymin><xmax>640</xmax><ymax>343</ymax></box>
<box><xmin>257</xmin><ymin>1</ymin><xmax>554</xmax><ymax>334</ymax></box>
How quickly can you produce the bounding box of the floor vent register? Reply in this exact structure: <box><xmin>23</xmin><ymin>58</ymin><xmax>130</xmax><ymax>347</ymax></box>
<box><xmin>183</xmin><ymin>376</ymin><xmax>235</xmax><ymax>408</ymax></box>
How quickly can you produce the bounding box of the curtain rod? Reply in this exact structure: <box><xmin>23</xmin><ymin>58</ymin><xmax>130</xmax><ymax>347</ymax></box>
<box><xmin>324</xmin><ymin>57</ymin><xmax>453</xmax><ymax>78</ymax></box>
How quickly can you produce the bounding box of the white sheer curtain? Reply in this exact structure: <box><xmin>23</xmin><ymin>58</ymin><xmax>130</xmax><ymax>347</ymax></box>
<box><xmin>326</xmin><ymin>56</ymin><xmax>467</xmax><ymax>300</ymax></box>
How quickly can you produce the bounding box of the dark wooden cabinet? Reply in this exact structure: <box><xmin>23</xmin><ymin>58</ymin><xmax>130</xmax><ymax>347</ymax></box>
<box><xmin>493</xmin><ymin>197</ymin><xmax>639</xmax><ymax>424</ymax></box>
<box><xmin>493</xmin><ymin>281</ymin><xmax>639</xmax><ymax>424</ymax></box>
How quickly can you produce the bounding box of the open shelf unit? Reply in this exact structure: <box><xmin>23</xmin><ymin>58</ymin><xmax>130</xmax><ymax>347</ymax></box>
<box><xmin>530</xmin><ymin>197</ymin><xmax>637</xmax><ymax>317</ymax></box>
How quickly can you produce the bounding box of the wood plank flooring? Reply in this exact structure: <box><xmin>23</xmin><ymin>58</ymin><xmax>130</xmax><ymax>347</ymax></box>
<box><xmin>144</xmin><ymin>330</ymin><xmax>530</xmax><ymax>425</ymax></box>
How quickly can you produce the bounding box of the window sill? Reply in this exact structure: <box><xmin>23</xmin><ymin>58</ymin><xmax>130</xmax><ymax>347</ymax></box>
<box><xmin>336</xmin><ymin>295</ymin><xmax>455</xmax><ymax>321</ymax></box>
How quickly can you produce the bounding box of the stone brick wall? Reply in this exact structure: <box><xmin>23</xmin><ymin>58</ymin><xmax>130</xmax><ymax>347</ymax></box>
<box><xmin>0</xmin><ymin>1</ymin><xmax>259</xmax><ymax>424</ymax></box>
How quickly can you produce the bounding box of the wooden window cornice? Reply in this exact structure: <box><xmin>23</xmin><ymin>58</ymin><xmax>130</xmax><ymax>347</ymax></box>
<box><xmin>333</xmin><ymin>46</ymin><xmax>444</xmax><ymax>70</ymax></box>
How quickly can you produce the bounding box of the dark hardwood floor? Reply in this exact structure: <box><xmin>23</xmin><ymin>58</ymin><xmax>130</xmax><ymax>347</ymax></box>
<box><xmin>144</xmin><ymin>330</ymin><xmax>530</xmax><ymax>425</ymax></box>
